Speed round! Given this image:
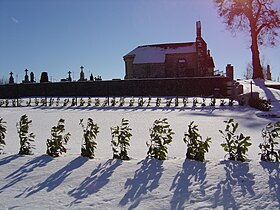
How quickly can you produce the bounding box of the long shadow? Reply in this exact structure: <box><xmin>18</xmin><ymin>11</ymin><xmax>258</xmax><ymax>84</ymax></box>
<box><xmin>0</xmin><ymin>154</ymin><xmax>21</xmax><ymax>166</ymax></box>
<box><xmin>169</xmin><ymin>160</ymin><xmax>207</xmax><ymax>210</ymax></box>
<box><xmin>260</xmin><ymin>161</ymin><xmax>280</xmax><ymax>207</ymax></box>
<box><xmin>212</xmin><ymin>160</ymin><xmax>255</xmax><ymax>209</ymax></box>
<box><xmin>25</xmin><ymin>156</ymin><xmax>88</xmax><ymax>197</ymax></box>
<box><xmin>68</xmin><ymin>159</ymin><xmax>122</xmax><ymax>205</ymax></box>
<box><xmin>119</xmin><ymin>158</ymin><xmax>163</xmax><ymax>210</ymax></box>
<box><xmin>0</xmin><ymin>154</ymin><xmax>53</xmax><ymax>194</ymax></box>
<box><xmin>254</xmin><ymin>79</ymin><xmax>278</xmax><ymax>102</ymax></box>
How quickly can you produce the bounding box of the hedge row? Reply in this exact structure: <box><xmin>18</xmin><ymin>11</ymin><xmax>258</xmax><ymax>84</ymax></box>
<box><xmin>0</xmin><ymin>115</ymin><xmax>279</xmax><ymax>162</ymax></box>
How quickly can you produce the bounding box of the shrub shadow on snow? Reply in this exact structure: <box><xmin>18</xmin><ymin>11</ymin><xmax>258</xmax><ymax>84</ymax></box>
<box><xmin>68</xmin><ymin>159</ymin><xmax>122</xmax><ymax>206</ymax></box>
<box><xmin>260</xmin><ymin>161</ymin><xmax>280</xmax><ymax>206</ymax></box>
<box><xmin>0</xmin><ymin>154</ymin><xmax>21</xmax><ymax>166</ymax></box>
<box><xmin>24</xmin><ymin>156</ymin><xmax>88</xmax><ymax>197</ymax></box>
<box><xmin>30</xmin><ymin>103</ymin><xmax>236</xmax><ymax>113</ymax></box>
<box><xmin>119</xmin><ymin>158</ymin><xmax>163</xmax><ymax>210</ymax></box>
<box><xmin>211</xmin><ymin>160</ymin><xmax>255</xmax><ymax>209</ymax></box>
<box><xmin>169</xmin><ymin>160</ymin><xmax>207</xmax><ymax>210</ymax></box>
<box><xmin>0</xmin><ymin>154</ymin><xmax>53</xmax><ymax>194</ymax></box>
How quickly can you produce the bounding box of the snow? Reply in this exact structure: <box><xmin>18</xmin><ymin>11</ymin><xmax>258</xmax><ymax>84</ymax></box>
<box><xmin>0</xmin><ymin>80</ymin><xmax>280</xmax><ymax>209</ymax></box>
<box><xmin>126</xmin><ymin>43</ymin><xmax>197</xmax><ymax>64</ymax></box>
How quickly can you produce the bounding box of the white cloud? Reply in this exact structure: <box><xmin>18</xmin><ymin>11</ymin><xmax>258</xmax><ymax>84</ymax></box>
<box><xmin>11</xmin><ymin>17</ymin><xmax>19</xmax><ymax>24</ymax></box>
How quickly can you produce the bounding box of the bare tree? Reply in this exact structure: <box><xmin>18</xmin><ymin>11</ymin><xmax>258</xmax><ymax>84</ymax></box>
<box><xmin>214</xmin><ymin>0</ymin><xmax>280</xmax><ymax>79</ymax></box>
<box><xmin>0</xmin><ymin>77</ymin><xmax>8</xmax><ymax>85</ymax></box>
<box><xmin>244</xmin><ymin>63</ymin><xmax>253</xmax><ymax>80</ymax></box>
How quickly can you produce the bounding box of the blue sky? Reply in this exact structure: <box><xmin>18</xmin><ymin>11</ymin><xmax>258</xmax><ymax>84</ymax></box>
<box><xmin>0</xmin><ymin>0</ymin><xmax>279</xmax><ymax>82</ymax></box>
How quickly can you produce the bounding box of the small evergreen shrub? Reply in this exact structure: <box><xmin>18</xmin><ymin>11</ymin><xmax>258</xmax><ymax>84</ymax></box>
<box><xmin>156</xmin><ymin>98</ymin><xmax>161</xmax><ymax>107</ymax></box>
<box><xmin>184</xmin><ymin>121</ymin><xmax>211</xmax><ymax>161</ymax></box>
<box><xmin>147</xmin><ymin>118</ymin><xmax>174</xmax><ymax>160</ymax></box>
<box><xmin>12</xmin><ymin>99</ymin><xmax>17</xmax><ymax>107</ymax></box>
<box><xmin>259</xmin><ymin>122</ymin><xmax>280</xmax><ymax>162</ymax></box>
<box><xmin>249</xmin><ymin>97</ymin><xmax>271</xmax><ymax>111</ymax></box>
<box><xmin>220</xmin><ymin>119</ymin><xmax>251</xmax><ymax>162</ymax></box>
<box><xmin>95</xmin><ymin>98</ymin><xmax>100</xmax><ymax>106</ymax></box>
<box><xmin>80</xmin><ymin>118</ymin><xmax>100</xmax><ymax>159</ymax></box>
<box><xmin>210</xmin><ymin>98</ymin><xmax>216</xmax><ymax>106</ymax></box>
<box><xmin>49</xmin><ymin>98</ymin><xmax>54</xmax><ymax>106</ymax></box>
<box><xmin>174</xmin><ymin>96</ymin><xmax>179</xmax><ymax>107</ymax></box>
<box><xmin>35</xmin><ymin>98</ymin><xmax>39</xmax><ymax>106</ymax></box>
<box><xmin>87</xmin><ymin>97</ymin><xmax>92</xmax><ymax>106</ymax></box>
<box><xmin>56</xmin><ymin>97</ymin><xmax>60</xmax><ymax>106</ymax></box>
<box><xmin>71</xmin><ymin>98</ymin><xmax>77</xmax><ymax>106</ymax></box>
<box><xmin>138</xmin><ymin>97</ymin><xmax>145</xmax><ymax>107</ymax></box>
<box><xmin>0</xmin><ymin>117</ymin><xmax>7</xmax><ymax>153</ymax></box>
<box><xmin>193</xmin><ymin>98</ymin><xmax>198</xmax><ymax>107</ymax></box>
<box><xmin>63</xmin><ymin>98</ymin><xmax>70</xmax><ymax>106</ymax></box>
<box><xmin>41</xmin><ymin>98</ymin><xmax>47</xmax><ymax>106</ymax></box>
<box><xmin>17</xmin><ymin>114</ymin><xmax>35</xmax><ymax>155</ymax></box>
<box><xmin>5</xmin><ymin>99</ymin><xmax>9</xmax><ymax>107</ymax></box>
<box><xmin>111</xmin><ymin>118</ymin><xmax>132</xmax><ymax>160</ymax></box>
<box><xmin>229</xmin><ymin>98</ymin><xmax>234</xmax><ymax>106</ymax></box>
<box><xmin>102</xmin><ymin>98</ymin><xmax>109</xmax><ymax>107</ymax></box>
<box><xmin>119</xmin><ymin>97</ymin><xmax>125</xmax><ymax>107</ymax></box>
<box><xmin>166</xmin><ymin>98</ymin><xmax>172</xmax><ymax>107</ymax></box>
<box><xmin>46</xmin><ymin>119</ymin><xmax>71</xmax><ymax>157</ymax></box>
<box><xmin>201</xmin><ymin>98</ymin><xmax>206</xmax><ymax>107</ymax></box>
<box><xmin>220</xmin><ymin>99</ymin><xmax>226</xmax><ymax>106</ymax></box>
<box><xmin>183</xmin><ymin>97</ymin><xmax>188</xmax><ymax>107</ymax></box>
<box><xmin>129</xmin><ymin>97</ymin><xmax>135</xmax><ymax>106</ymax></box>
<box><xmin>80</xmin><ymin>98</ymin><xmax>85</xmax><ymax>106</ymax></box>
<box><xmin>147</xmin><ymin>97</ymin><xmax>151</xmax><ymax>107</ymax></box>
<box><xmin>26</xmin><ymin>98</ymin><xmax>32</xmax><ymax>107</ymax></box>
<box><xmin>111</xmin><ymin>97</ymin><xmax>116</xmax><ymax>106</ymax></box>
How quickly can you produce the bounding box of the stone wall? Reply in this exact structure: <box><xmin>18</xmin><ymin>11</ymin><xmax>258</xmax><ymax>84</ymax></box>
<box><xmin>165</xmin><ymin>53</ymin><xmax>197</xmax><ymax>77</ymax></box>
<box><xmin>0</xmin><ymin>77</ymin><xmax>234</xmax><ymax>99</ymax></box>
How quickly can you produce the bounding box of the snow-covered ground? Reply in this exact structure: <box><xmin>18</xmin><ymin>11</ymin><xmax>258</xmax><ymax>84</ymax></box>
<box><xmin>0</xmin><ymin>80</ymin><xmax>279</xmax><ymax>209</ymax></box>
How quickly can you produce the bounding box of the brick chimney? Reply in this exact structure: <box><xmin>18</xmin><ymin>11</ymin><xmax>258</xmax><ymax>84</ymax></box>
<box><xmin>226</xmin><ymin>64</ymin><xmax>234</xmax><ymax>80</ymax></box>
<box><xmin>196</xmin><ymin>21</ymin><xmax>201</xmax><ymax>38</ymax></box>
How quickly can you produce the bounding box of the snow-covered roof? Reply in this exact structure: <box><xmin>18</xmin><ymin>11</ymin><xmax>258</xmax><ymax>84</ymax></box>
<box><xmin>125</xmin><ymin>42</ymin><xmax>196</xmax><ymax>64</ymax></box>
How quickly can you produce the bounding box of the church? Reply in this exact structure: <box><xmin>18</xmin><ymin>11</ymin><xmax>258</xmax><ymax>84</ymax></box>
<box><xmin>123</xmin><ymin>21</ymin><xmax>215</xmax><ymax>79</ymax></box>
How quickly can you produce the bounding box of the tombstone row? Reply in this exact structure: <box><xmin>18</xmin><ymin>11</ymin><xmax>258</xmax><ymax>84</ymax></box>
<box><xmin>8</xmin><ymin>66</ymin><xmax>102</xmax><ymax>84</ymax></box>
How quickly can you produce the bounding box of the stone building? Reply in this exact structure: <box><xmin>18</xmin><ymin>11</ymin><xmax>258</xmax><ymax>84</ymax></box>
<box><xmin>123</xmin><ymin>21</ymin><xmax>215</xmax><ymax>79</ymax></box>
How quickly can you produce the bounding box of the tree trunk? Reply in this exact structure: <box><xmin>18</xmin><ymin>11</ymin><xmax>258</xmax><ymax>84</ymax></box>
<box><xmin>251</xmin><ymin>31</ymin><xmax>264</xmax><ymax>79</ymax></box>
<box><xmin>248</xmin><ymin>1</ymin><xmax>264</xmax><ymax>79</ymax></box>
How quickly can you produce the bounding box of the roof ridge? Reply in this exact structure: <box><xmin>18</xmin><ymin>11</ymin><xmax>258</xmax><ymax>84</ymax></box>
<box><xmin>139</xmin><ymin>42</ymin><xmax>195</xmax><ymax>48</ymax></box>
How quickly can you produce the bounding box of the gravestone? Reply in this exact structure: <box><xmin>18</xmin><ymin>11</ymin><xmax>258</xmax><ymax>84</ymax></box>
<box><xmin>9</xmin><ymin>72</ymin><xmax>14</xmax><ymax>84</ymax></box>
<box><xmin>40</xmin><ymin>72</ymin><xmax>49</xmax><ymax>83</ymax></box>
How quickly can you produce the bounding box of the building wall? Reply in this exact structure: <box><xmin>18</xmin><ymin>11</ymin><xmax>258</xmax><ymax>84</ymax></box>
<box><xmin>130</xmin><ymin>63</ymin><xmax>166</xmax><ymax>79</ymax></box>
<box><xmin>124</xmin><ymin>55</ymin><xmax>135</xmax><ymax>79</ymax></box>
<box><xmin>165</xmin><ymin>53</ymin><xmax>198</xmax><ymax>77</ymax></box>
<box><xmin>196</xmin><ymin>37</ymin><xmax>209</xmax><ymax>76</ymax></box>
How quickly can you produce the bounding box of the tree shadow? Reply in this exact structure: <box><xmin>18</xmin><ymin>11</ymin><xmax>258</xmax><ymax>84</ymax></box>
<box><xmin>68</xmin><ymin>159</ymin><xmax>122</xmax><ymax>205</ymax></box>
<box><xmin>0</xmin><ymin>154</ymin><xmax>21</xmax><ymax>166</ymax></box>
<box><xmin>0</xmin><ymin>154</ymin><xmax>53</xmax><ymax>194</ymax></box>
<box><xmin>260</xmin><ymin>161</ymin><xmax>280</xmax><ymax>207</ymax></box>
<box><xmin>254</xmin><ymin>79</ymin><xmax>277</xmax><ymax>102</ymax></box>
<box><xmin>212</xmin><ymin>160</ymin><xmax>255</xmax><ymax>209</ymax></box>
<box><xmin>24</xmin><ymin>156</ymin><xmax>88</xmax><ymax>197</ymax></box>
<box><xmin>169</xmin><ymin>160</ymin><xmax>207</xmax><ymax>210</ymax></box>
<box><xmin>119</xmin><ymin>158</ymin><xmax>164</xmax><ymax>210</ymax></box>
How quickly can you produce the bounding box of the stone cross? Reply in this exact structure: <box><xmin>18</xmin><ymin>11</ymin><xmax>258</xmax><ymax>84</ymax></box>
<box><xmin>68</xmin><ymin>71</ymin><xmax>72</xmax><ymax>81</ymax></box>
